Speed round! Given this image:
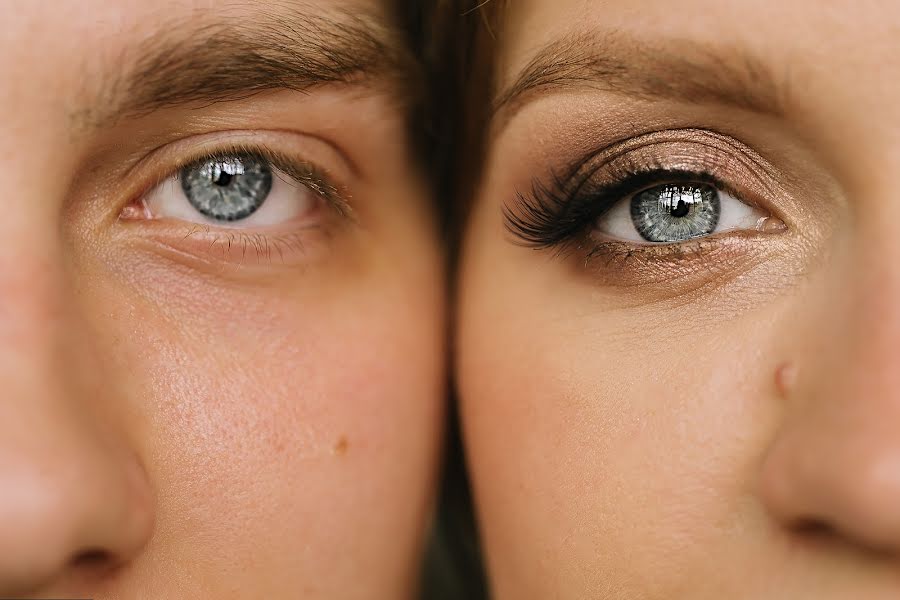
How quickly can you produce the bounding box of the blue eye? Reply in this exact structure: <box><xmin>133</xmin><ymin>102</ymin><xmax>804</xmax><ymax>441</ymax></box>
<box><xmin>630</xmin><ymin>183</ymin><xmax>720</xmax><ymax>242</ymax></box>
<box><xmin>138</xmin><ymin>150</ymin><xmax>324</xmax><ymax>229</ymax></box>
<box><xmin>180</xmin><ymin>155</ymin><xmax>273</xmax><ymax>222</ymax></box>
<box><xmin>595</xmin><ymin>180</ymin><xmax>767</xmax><ymax>244</ymax></box>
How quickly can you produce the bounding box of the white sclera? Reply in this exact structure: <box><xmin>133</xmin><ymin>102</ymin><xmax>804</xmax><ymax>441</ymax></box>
<box><xmin>594</xmin><ymin>187</ymin><xmax>766</xmax><ymax>243</ymax></box>
<box><xmin>143</xmin><ymin>168</ymin><xmax>317</xmax><ymax>228</ymax></box>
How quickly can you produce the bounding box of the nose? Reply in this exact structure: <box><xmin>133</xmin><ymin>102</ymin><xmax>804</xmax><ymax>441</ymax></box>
<box><xmin>759</xmin><ymin>240</ymin><xmax>900</xmax><ymax>553</ymax></box>
<box><xmin>0</xmin><ymin>426</ymin><xmax>154</xmax><ymax>594</ymax></box>
<box><xmin>0</xmin><ymin>251</ymin><xmax>154</xmax><ymax>594</ymax></box>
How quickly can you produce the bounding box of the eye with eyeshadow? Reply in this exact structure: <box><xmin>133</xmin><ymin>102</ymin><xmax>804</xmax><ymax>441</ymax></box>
<box><xmin>505</xmin><ymin>129</ymin><xmax>788</xmax><ymax>261</ymax></box>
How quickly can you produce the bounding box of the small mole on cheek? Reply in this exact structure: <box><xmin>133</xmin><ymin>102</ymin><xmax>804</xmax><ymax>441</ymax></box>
<box><xmin>775</xmin><ymin>361</ymin><xmax>798</xmax><ymax>398</ymax></box>
<box><xmin>332</xmin><ymin>435</ymin><xmax>349</xmax><ymax>456</ymax></box>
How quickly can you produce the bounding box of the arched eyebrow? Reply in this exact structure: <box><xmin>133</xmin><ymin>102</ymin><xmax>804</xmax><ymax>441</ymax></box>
<box><xmin>492</xmin><ymin>30</ymin><xmax>788</xmax><ymax>133</ymax></box>
<box><xmin>74</xmin><ymin>7</ymin><xmax>412</xmax><ymax>130</ymax></box>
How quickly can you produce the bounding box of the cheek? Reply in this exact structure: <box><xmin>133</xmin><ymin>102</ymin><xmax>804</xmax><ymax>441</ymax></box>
<box><xmin>458</xmin><ymin>237</ymin><xmax>796</xmax><ymax>596</ymax></box>
<box><xmin>79</xmin><ymin>250</ymin><xmax>445</xmax><ymax>592</ymax></box>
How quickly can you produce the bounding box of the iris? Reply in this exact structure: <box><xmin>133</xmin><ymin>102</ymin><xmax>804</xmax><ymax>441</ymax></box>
<box><xmin>181</xmin><ymin>155</ymin><xmax>273</xmax><ymax>221</ymax></box>
<box><xmin>630</xmin><ymin>183</ymin><xmax>720</xmax><ymax>242</ymax></box>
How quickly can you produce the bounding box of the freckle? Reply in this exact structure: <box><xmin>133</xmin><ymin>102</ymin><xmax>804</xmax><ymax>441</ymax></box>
<box><xmin>333</xmin><ymin>436</ymin><xmax>349</xmax><ymax>456</ymax></box>
<box><xmin>775</xmin><ymin>361</ymin><xmax>798</xmax><ymax>398</ymax></box>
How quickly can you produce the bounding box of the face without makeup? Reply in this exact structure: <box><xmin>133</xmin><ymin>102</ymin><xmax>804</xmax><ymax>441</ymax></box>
<box><xmin>457</xmin><ymin>1</ymin><xmax>900</xmax><ymax>598</ymax></box>
<box><xmin>0</xmin><ymin>1</ymin><xmax>445</xmax><ymax>598</ymax></box>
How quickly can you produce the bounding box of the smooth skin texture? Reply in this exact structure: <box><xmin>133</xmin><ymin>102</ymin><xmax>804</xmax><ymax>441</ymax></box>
<box><xmin>0</xmin><ymin>1</ymin><xmax>444</xmax><ymax>598</ymax></box>
<box><xmin>458</xmin><ymin>1</ymin><xmax>900</xmax><ymax>598</ymax></box>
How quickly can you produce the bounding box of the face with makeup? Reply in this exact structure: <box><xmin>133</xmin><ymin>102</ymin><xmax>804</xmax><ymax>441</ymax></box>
<box><xmin>0</xmin><ymin>1</ymin><xmax>444</xmax><ymax>598</ymax></box>
<box><xmin>457</xmin><ymin>1</ymin><xmax>900</xmax><ymax>598</ymax></box>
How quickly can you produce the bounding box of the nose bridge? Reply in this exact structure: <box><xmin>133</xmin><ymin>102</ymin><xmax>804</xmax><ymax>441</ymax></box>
<box><xmin>835</xmin><ymin>177</ymin><xmax>900</xmax><ymax>402</ymax></box>
<box><xmin>798</xmin><ymin>160</ymin><xmax>900</xmax><ymax>410</ymax></box>
<box><xmin>833</xmin><ymin>238</ymin><xmax>900</xmax><ymax>404</ymax></box>
<box><xmin>0</xmin><ymin>141</ymin><xmax>74</xmax><ymax>405</ymax></box>
<box><xmin>0</xmin><ymin>150</ymin><xmax>154</xmax><ymax>593</ymax></box>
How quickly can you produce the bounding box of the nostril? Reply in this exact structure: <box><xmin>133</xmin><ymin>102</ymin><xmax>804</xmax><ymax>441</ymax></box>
<box><xmin>70</xmin><ymin>548</ymin><xmax>115</xmax><ymax>574</ymax></box>
<box><xmin>40</xmin><ymin>548</ymin><xmax>120</xmax><ymax>592</ymax></box>
<box><xmin>793</xmin><ymin>517</ymin><xmax>834</xmax><ymax>538</ymax></box>
<box><xmin>781</xmin><ymin>517</ymin><xmax>844</xmax><ymax>552</ymax></box>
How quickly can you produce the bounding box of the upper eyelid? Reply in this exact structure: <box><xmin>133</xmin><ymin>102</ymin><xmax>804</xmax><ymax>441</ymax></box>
<box><xmin>524</xmin><ymin>128</ymin><xmax>789</xmax><ymax>213</ymax></box>
<box><xmin>561</xmin><ymin>128</ymin><xmax>781</xmax><ymax>187</ymax></box>
<box><xmin>121</xmin><ymin>127</ymin><xmax>361</xmax><ymax>180</ymax></box>
<box><xmin>123</xmin><ymin>129</ymin><xmax>356</xmax><ymax>181</ymax></box>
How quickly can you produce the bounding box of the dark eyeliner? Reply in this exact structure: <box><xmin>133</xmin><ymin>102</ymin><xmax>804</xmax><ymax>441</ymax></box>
<box><xmin>505</xmin><ymin>167</ymin><xmax>723</xmax><ymax>251</ymax></box>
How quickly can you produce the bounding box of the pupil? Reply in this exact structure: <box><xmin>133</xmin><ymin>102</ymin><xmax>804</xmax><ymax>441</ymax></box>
<box><xmin>181</xmin><ymin>155</ymin><xmax>272</xmax><ymax>222</ymax></box>
<box><xmin>670</xmin><ymin>199</ymin><xmax>690</xmax><ymax>218</ymax></box>
<box><xmin>630</xmin><ymin>182</ymin><xmax>721</xmax><ymax>243</ymax></box>
<box><xmin>213</xmin><ymin>171</ymin><xmax>233</xmax><ymax>187</ymax></box>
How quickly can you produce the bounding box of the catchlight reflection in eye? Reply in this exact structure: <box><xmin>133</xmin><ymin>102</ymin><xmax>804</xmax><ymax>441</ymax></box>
<box><xmin>181</xmin><ymin>155</ymin><xmax>273</xmax><ymax>221</ymax></box>
<box><xmin>595</xmin><ymin>182</ymin><xmax>775</xmax><ymax>244</ymax></box>
<box><xmin>135</xmin><ymin>153</ymin><xmax>320</xmax><ymax>228</ymax></box>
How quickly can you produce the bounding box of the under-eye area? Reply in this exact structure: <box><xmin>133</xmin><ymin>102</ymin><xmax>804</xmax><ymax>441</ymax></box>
<box><xmin>115</xmin><ymin>130</ymin><xmax>355</xmax><ymax>269</ymax></box>
<box><xmin>504</xmin><ymin>128</ymin><xmax>792</xmax><ymax>286</ymax></box>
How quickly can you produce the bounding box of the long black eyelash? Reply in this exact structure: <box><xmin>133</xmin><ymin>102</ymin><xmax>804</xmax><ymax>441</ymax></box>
<box><xmin>503</xmin><ymin>169</ymin><xmax>596</xmax><ymax>250</ymax></box>
<box><xmin>504</xmin><ymin>168</ymin><xmax>723</xmax><ymax>250</ymax></box>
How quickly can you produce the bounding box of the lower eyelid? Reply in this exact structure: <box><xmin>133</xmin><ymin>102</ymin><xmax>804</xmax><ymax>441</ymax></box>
<box><xmin>118</xmin><ymin>177</ymin><xmax>343</xmax><ymax>270</ymax></box>
<box><xmin>578</xmin><ymin>229</ymin><xmax>785</xmax><ymax>299</ymax></box>
<box><xmin>120</xmin><ymin>221</ymin><xmax>335</xmax><ymax>273</ymax></box>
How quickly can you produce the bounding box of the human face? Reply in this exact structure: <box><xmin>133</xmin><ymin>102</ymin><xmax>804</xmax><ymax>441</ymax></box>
<box><xmin>0</xmin><ymin>1</ymin><xmax>444</xmax><ymax>598</ymax></box>
<box><xmin>457</xmin><ymin>1</ymin><xmax>900</xmax><ymax>598</ymax></box>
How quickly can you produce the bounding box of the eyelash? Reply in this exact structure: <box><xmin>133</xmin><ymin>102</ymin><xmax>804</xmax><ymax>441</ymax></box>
<box><xmin>506</xmin><ymin>166</ymin><xmax>730</xmax><ymax>251</ymax></box>
<box><xmin>120</xmin><ymin>140</ymin><xmax>351</xmax><ymax>264</ymax></box>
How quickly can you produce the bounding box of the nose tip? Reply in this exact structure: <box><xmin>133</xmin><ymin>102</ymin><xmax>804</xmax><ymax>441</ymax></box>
<box><xmin>0</xmin><ymin>442</ymin><xmax>154</xmax><ymax>595</ymax></box>
<box><xmin>761</xmin><ymin>429</ymin><xmax>900</xmax><ymax>553</ymax></box>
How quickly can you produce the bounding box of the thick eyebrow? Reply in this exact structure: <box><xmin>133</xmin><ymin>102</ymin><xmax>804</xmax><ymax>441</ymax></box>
<box><xmin>78</xmin><ymin>8</ymin><xmax>410</xmax><ymax>129</ymax></box>
<box><xmin>493</xmin><ymin>30</ymin><xmax>788</xmax><ymax>130</ymax></box>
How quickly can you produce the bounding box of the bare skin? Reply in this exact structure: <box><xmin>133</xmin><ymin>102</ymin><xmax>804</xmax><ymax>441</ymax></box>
<box><xmin>458</xmin><ymin>1</ymin><xmax>900</xmax><ymax>598</ymax></box>
<box><xmin>0</xmin><ymin>1</ymin><xmax>444</xmax><ymax>598</ymax></box>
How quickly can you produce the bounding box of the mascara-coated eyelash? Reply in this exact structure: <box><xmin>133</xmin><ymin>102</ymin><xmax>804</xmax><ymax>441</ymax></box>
<box><xmin>505</xmin><ymin>168</ymin><xmax>727</xmax><ymax>250</ymax></box>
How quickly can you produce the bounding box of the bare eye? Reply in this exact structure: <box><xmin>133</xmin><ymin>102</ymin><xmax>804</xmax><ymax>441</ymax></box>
<box><xmin>595</xmin><ymin>182</ymin><xmax>767</xmax><ymax>243</ymax></box>
<box><xmin>140</xmin><ymin>153</ymin><xmax>318</xmax><ymax>228</ymax></box>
